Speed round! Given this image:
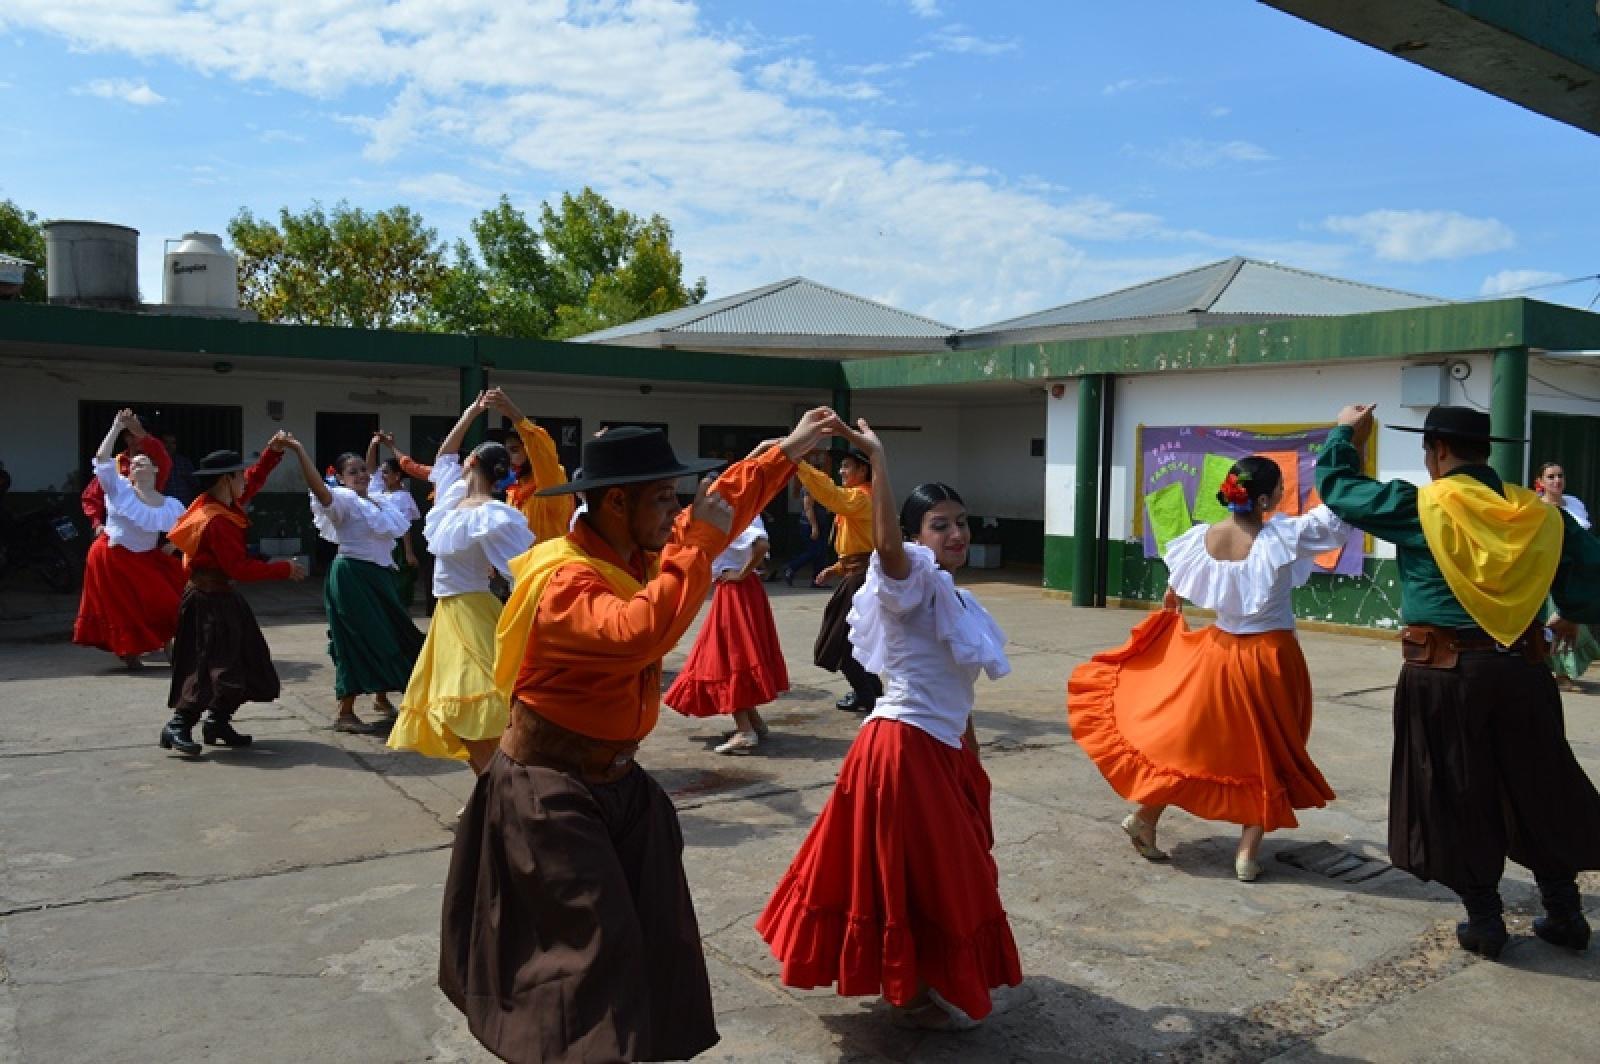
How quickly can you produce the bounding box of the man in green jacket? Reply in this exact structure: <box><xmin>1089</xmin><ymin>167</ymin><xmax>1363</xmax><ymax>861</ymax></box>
<box><xmin>1316</xmin><ymin>403</ymin><xmax>1600</xmax><ymax>959</ymax></box>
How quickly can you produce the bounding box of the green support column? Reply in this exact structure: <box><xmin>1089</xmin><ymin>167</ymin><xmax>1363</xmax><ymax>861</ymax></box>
<box><xmin>1489</xmin><ymin>345</ymin><xmax>1528</xmax><ymax>484</ymax></box>
<box><xmin>1072</xmin><ymin>374</ymin><xmax>1105</xmax><ymax>607</ymax></box>
<box><xmin>831</xmin><ymin>386</ymin><xmax>852</xmax><ymax>425</ymax></box>
<box><xmin>460</xmin><ymin>363</ymin><xmax>487</xmax><ymax>450</ymax></box>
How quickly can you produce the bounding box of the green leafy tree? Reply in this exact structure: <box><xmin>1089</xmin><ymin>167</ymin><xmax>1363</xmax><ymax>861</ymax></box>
<box><xmin>0</xmin><ymin>200</ymin><xmax>47</xmax><ymax>302</ymax></box>
<box><xmin>429</xmin><ymin>188</ymin><xmax>705</xmax><ymax>339</ymax></box>
<box><xmin>229</xmin><ymin>202</ymin><xmax>447</xmax><ymax>328</ymax></box>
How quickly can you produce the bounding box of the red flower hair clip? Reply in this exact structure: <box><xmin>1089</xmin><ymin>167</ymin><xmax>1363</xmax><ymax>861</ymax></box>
<box><xmin>1220</xmin><ymin>472</ymin><xmax>1251</xmax><ymax>506</ymax></box>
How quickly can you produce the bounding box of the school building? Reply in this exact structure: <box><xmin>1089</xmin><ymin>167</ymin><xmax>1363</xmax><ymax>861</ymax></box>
<box><xmin>2</xmin><ymin>258</ymin><xmax>1598</xmax><ymax>630</ymax></box>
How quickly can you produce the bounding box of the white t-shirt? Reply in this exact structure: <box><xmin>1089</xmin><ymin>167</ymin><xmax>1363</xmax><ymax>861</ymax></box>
<box><xmin>1162</xmin><ymin>505</ymin><xmax>1350</xmax><ymax>635</ymax></box>
<box><xmin>424</xmin><ymin>455</ymin><xmax>535</xmax><ymax>597</ymax></box>
<box><xmin>847</xmin><ymin>544</ymin><xmax>1011</xmax><ymax>749</ymax></box>
<box><xmin>310</xmin><ymin>486</ymin><xmax>411</xmax><ymax>568</ymax></box>
<box><xmin>713</xmin><ymin>516</ymin><xmax>766</xmax><ymax>579</ymax></box>
<box><xmin>94</xmin><ymin>458</ymin><xmax>185</xmax><ymax>552</ymax></box>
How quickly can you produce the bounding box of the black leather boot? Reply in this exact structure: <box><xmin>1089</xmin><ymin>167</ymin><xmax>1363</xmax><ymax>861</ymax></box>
<box><xmin>1455</xmin><ymin>886</ymin><xmax>1508</xmax><ymax>960</ymax></box>
<box><xmin>202</xmin><ymin>711</ymin><xmax>253</xmax><ymax>747</ymax></box>
<box><xmin>159</xmin><ymin>714</ymin><xmax>202</xmax><ymax>756</ymax></box>
<box><xmin>1534</xmin><ymin>872</ymin><xmax>1591</xmax><ymax>950</ymax></box>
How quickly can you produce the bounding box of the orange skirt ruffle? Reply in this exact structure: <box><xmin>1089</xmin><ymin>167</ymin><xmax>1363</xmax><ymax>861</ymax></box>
<box><xmin>1067</xmin><ymin>610</ymin><xmax>1335</xmax><ymax>832</ymax></box>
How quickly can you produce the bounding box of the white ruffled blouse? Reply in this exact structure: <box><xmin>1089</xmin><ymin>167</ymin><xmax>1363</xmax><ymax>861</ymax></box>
<box><xmin>847</xmin><ymin>543</ymin><xmax>1010</xmax><ymax>749</ymax></box>
<box><xmin>369</xmin><ymin>486</ymin><xmax>421</xmax><ymax>525</ymax></box>
<box><xmin>713</xmin><ymin>516</ymin><xmax>766</xmax><ymax>579</ymax></box>
<box><xmin>1162</xmin><ymin>505</ymin><xmax>1350</xmax><ymax>635</ymax></box>
<box><xmin>424</xmin><ymin>455</ymin><xmax>535</xmax><ymax>598</ymax></box>
<box><xmin>94</xmin><ymin>458</ymin><xmax>185</xmax><ymax>552</ymax></box>
<box><xmin>310</xmin><ymin>485</ymin><xmax>412</xmax><ymax>567</ymax></box>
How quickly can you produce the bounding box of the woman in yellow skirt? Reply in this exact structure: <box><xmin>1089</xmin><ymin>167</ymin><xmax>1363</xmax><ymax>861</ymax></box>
<box><xmin>388</xmin><ymin>394</ymin><xmax>534</xmax><ymax>773</ymax></box>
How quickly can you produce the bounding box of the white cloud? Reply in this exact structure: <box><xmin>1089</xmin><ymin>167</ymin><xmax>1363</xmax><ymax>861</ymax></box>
<box><xmin>756</xmin><ymin>58</ymin><xmax>878</xmax><ymax>100</ymax></box>
<box><xmin>257</xmin><ymin>128</ymin><xmax>307</xmax><ymax>144</ymax></box>
<box><xmin>929</xmin><ymin>25</ymin><xmax>1018</xmax><ymax>55</ymax></box>
<box><xmin>1102</xmin><ymin>76</ymin><xmax>1174</xmax><ymax>96</ymax></box>
<box><xmin>906</xmin><ymin>0</ymin><xmax>941</xmax><ymax>17</ymax></box>
<box><xmin>1132</xmin><ymin>137</ymin><xmax>1275</xmax><ymax>169</ymax></box>
<box><xmin>74</xmin><ymin>77</ymin><xmax>165</xmax><ymax>106</ymax></box>
<box><xmin>1208</xmin><ymin>105</ymin><xmax>1230</xmax><ymax>119</ymax></box>
<box><xmin>1479</xmin><ymin>268</ymin><xmax>1565</xmax><ymax>297</ymax></box>
<box><xmin>396</xmin><ymin>172</ymin><xmax>496</xmax><ymax>208</ymax></box>
<box><xmin>8</xmin><ymin>1</ymin><xmax>1215</xmax><ymax>323</ymax></box>
<box><xmin>1324</xmin><ymin>209</ymin><xmax>1515</xmax><ymax>263</ymax></box>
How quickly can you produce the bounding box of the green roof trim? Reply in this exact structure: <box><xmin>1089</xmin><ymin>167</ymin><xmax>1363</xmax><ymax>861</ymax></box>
<box><xmin>843</xmin><ymin>299</ymin><xmax>1600</xmax><ymax>390</ymax></box>
<box><xmin>0</xmin><ymin>301</ymin><xmax>842</xmax><ymax>391</ymax></box>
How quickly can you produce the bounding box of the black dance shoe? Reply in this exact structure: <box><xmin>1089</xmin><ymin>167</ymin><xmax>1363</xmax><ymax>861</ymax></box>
<box><xmin>159</xmin><ymin>716</ymin><xmax>202</xmax><ymax>757</ymax></box>
<box><xmin>835</xmin><ymin>691</ymin><xmax>874</xmax><ymax>713</ymax></box>
<box><xmin>1533</xmin><ymin>913</ymin><xmax>1591</xmax><ymax>950</ymax></box>
<box><xmin>1455</xmin><ymin>917</ymin><xmax>1509</xmax><ymax>960</ymax></box>
<box><xmin>202</xmin><ymin>717</ymin><xmax>253</xmax><ymax>747</ymax></box>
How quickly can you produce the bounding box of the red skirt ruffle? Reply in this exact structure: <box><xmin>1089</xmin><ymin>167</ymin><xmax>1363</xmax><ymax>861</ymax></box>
<box><xmin>664</xmin><ymin>576</ymin><xmax>789</xmax><ymax>717</ymax></box>
<box><xmin>1068</xmin><ymin>610</ymin><xmax>1335</xmax><ymax>832</ymax></box>
<box><xmin>72</xmin><ymin>537</ymin><xmax>184</xmax><ymax>657</ymax></box>
<box><xmin>756</xmin><ymin>718</ymin><xmax>1022</xmax><ymax>1020</ymax></box>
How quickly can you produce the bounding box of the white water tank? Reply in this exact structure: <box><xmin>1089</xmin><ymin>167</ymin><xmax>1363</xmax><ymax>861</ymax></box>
<box><xmin>163</xmin><ymin>232</ymin><xmax>239</xmax><ymax>309</ymax></box>
<box><xmin>43</xmin><ymin>220</ymin><xmax>140</xmax><ymax>307</ymax></box>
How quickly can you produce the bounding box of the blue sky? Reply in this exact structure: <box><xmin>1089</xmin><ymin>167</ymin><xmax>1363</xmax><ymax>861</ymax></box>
<box><xmin>3</xmin><ymin>0</ymin><xmax>1598</xmax><ymax>327</ymax></box>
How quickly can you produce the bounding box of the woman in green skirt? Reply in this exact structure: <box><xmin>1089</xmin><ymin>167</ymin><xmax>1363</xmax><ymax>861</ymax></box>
<box><xmin>285</xmin><ymin>439</ymin><xmax>425</xmax><ymax>733</ymax></box>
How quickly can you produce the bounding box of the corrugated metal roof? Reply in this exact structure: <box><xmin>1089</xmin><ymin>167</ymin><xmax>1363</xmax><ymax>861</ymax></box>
<box><xmin>574</xmin><ymin>277</ymin><xmax>954</xmax><ymax>343</ymax></box>
<box><xmin>965</xmin><ymin>257</ymin><xmax>1447</xmax><ymax>334</ymax></box>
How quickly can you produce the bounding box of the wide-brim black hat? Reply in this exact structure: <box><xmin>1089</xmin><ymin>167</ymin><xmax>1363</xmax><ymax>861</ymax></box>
<box><xmin>194</xmin><ymin>449</ymin><xmax>251</xmax><ymax>478</ymax></box>
<box><xmin>1390</xmin><ymin>405</ymin><xmax>1525</xmax><ymax>444</ymax></box>
<box><xmin>536</xmin><ymin>426</ymin><xmax>724</xmax><ymax>496</ymax></box>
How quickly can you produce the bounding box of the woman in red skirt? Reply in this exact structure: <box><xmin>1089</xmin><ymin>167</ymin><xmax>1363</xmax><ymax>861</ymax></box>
<box><xmin>664</xmin><ymin>514</ymin><xmax>789</xmax><ymax>753</ymax></box>
<box><xmin>73</xmin><ymin>409</ymin><xmax>187</xmax><ymax>668</ymax></box>
<box><xmin>757</xmin><ymin>416</ymin><xmax>1021</xmax><ymax>1032</ymax></box>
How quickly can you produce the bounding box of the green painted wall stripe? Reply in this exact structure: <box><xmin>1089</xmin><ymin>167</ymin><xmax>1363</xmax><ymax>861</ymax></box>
<box><xmin>842</xmin><ymin>299</ymin><xmax>1589</xmax><ymax>391</ymax></box>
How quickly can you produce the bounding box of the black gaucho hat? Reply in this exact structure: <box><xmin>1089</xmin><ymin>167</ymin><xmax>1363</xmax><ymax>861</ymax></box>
<box><xmin>1390</xmin><ymin>405</ymin><xmax>1525</xmax><ymax>444</ymax></box>
<box><xmin>536</xmin><ymin>427</ymin><xmax>724</xmax><ymax>497</ymax></box>
<box><xmin>193</xmin><ymin>449</ymin><xmax>252</xmax><ymax>481</ymax></box>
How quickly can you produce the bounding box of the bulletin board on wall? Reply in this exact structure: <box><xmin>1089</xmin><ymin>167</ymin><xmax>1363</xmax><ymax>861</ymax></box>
<box><xmin>1133</xmin><ymin>422</ymin><xmax>1375</xmax><ymax>576</ymax></box>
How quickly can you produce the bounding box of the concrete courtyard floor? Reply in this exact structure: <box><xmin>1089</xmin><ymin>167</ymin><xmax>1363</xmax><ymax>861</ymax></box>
<box><xmin>1</xmin><ymin>574</ymin><xmax>1596</xmax><ymax>1063</ymax></box>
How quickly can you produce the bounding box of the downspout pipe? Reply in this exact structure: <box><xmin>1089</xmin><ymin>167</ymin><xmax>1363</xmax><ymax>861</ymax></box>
<box><xmin>1489</xmin><ymin>345</ymin><xmax>1528</xmax><ymax>484</ymax></box>
<box><xmin>1072</xmin><ymin>374</ymin><xmax>1105</xmax><ymax>607</ymax></box>
<box><xmin>1095</xmin><ymin>375</ymin><xmax>1116</xmax><ymax>608</ymax></box>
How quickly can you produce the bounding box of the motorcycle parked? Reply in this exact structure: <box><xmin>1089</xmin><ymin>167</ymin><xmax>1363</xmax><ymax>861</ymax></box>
<box><xmin>0</xmin><ymin>497</ymin><xmax>84</xmax><ymax>591</ymax></box>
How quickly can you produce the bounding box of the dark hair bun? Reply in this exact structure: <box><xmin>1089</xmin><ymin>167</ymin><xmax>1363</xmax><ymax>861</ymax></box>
<box><xmin>1216</xmin><ymin>455</ymin><xmax>1283</xmax><ymax>512</ymax></box>
<box><xmin>469</xmin><ymin>441</ymin><xmax>513</xmax><ymax>485</ymax></box>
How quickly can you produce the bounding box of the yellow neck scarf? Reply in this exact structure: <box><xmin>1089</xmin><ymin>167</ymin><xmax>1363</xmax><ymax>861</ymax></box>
<box><xmin>491</xmin><ymin>535</ymin><xmax>651</xmax><ymax>702</ymax></box>
<box><xmin>1416</xmin><ymin>475</ymin><xmax>1563</xmax><ymax>645</ymax></box>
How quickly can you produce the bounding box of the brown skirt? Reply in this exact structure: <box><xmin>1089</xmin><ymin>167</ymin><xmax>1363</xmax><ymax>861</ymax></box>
<box><xmin>1390</xmin><ymin>650</ymin><xmax>1600</xmax><ymax>892</ymax></box>
<box><xmin>813</xmin><ymin>566</ymin><xmax>869</xmax><ymax>672</ymax></box>
<box><xmin>439</xmin><ymin>752</ymin><xmax>718</xmax><ymax>1064</ymax></box>
<box><xmin>168</xmin><ymin>583</ymin><xmax>279</xmax><ymax>714</ymax></box>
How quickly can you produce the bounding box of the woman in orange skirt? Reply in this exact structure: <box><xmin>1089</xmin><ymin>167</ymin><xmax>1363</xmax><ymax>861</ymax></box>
<box><xmin>758</xmin><ymin>416</ymin><xmax>1021</xmax><ymax>1032</ymax></box>
<box><xmin>1069</xmin><ymin>456</ymin><xmax>1347</xmax><ymax>881</ymax></box>
<box><xmin>664</xmin><ymin>514</ymin><xmax>790</xmax><ymax>753</ymax></box>
<box><xmin>73</xmin><ymin>409</ymin><xmax>187</xmax><ymax>668</ymax></box>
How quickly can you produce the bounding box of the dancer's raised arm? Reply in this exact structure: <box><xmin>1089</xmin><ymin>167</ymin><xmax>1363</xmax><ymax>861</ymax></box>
<box><xmin>437</xmin><ymin>391</ymin><xmax>490</xmax><ymax>464</ymax></box>
<box><xmin>827</xmin><ymin>416</ymin><xmax>905</xmax><ymax>579</ymax></box>
<box><xmin>284</xmin><ymin>435</ymin><xmax>334</xmax><ymax>508</ymax></box>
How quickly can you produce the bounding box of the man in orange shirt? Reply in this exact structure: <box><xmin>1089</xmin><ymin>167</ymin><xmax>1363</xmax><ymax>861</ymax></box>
<box><xmin>440</xmin><ymin>410</ymin><xmax>833</xmax><ymax>1064</ymax></box>
<box><xmin>794</xmin><ymin>447</ymin><xmax>881</xmax><ymax>712</ymax></box>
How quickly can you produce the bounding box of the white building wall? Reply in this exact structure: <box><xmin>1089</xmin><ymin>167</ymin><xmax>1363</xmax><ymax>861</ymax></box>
<box><xmin>955</xmin><ymin>398</ymin><xmax>1047</xmax><ymax>520</ymax></box>
<box><xmin>1042</xmin><ymin>357</ymin><xmax>1518</xmax><ymax>559</ymax></box>
<box><xmin>852</xmin><ymin>397</ymin><xmax>963</xmax><ymax>508</ymax></box>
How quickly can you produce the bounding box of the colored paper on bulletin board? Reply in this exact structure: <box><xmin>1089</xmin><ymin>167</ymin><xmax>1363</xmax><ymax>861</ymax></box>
<box><xmin>1192</xmin><ymin>453</ymin><xmax>1235</xmax><ymax>524</ymax></box>
<box><xmin>1146</xmin><ymin>481</ymin><xmax>1193</xmax><ymax>555</ymax></box>
<box><xmin>1304</xmin><ymin>486</ymin><xmax>1344</xmax><ymax>570</ymax></box>
<box><xmin>1260</xmin><ymin>450</ymin><xmax>1301</xmax><ymax>517</ymax></box>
